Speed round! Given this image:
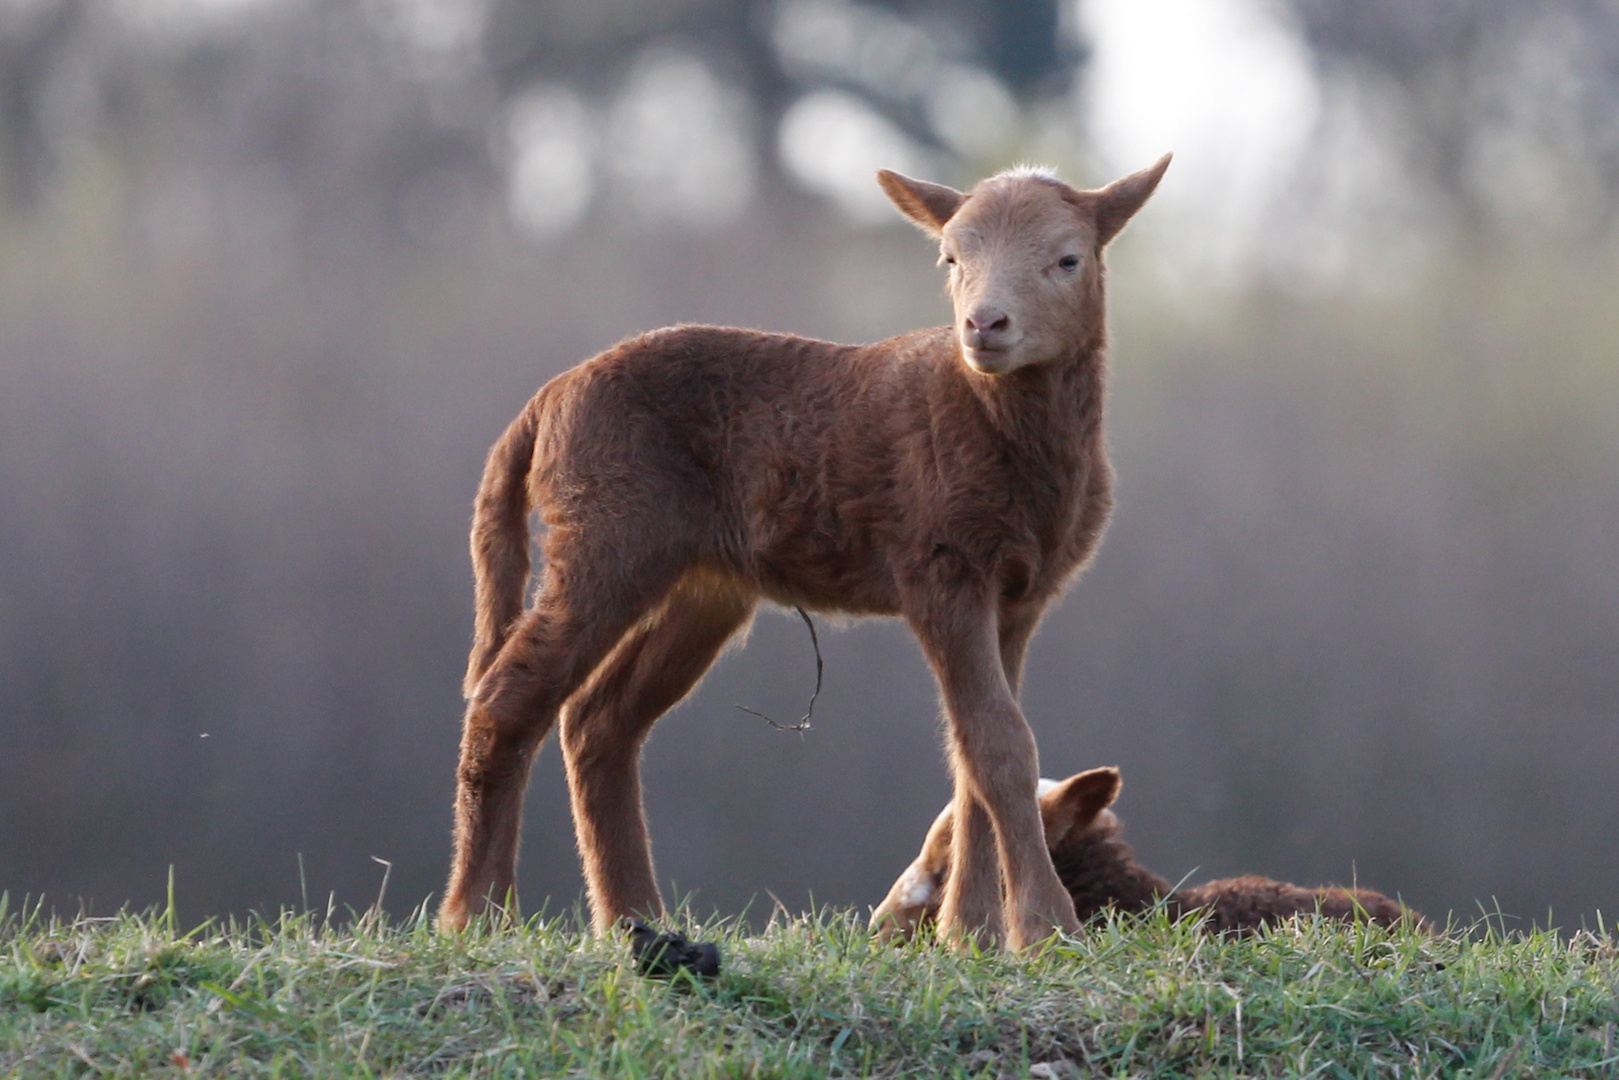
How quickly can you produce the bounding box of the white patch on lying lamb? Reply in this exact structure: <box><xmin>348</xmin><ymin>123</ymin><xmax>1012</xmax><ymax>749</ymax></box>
<box><xmin>896</xmin><ymin>864</ymin><xmax>936</xmax><ymax>907</ymax></box>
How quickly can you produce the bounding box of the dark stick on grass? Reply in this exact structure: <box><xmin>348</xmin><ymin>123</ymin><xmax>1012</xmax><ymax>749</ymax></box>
<box><xmin>735</xmin><ymin>605</ymin><xmax>821</xmax><ymax>735</ymax></box>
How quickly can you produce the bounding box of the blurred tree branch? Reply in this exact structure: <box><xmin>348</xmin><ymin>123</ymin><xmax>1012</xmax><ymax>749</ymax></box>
<box><xmin>1287</xmin><ymin>0</ymin><xmax>1619</xmax><ymax>236</ymax></box>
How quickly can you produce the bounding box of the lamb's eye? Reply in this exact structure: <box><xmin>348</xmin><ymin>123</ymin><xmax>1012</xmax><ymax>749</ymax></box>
<box><xmin>1059</xmin><ymin>255</ymin><xmax>1081</xmax><ymax>271</ymax></box>
<box><xmin>943</xmin><ymin>253</ymin><xmax>957</xmax><ymax>265</ymax></box>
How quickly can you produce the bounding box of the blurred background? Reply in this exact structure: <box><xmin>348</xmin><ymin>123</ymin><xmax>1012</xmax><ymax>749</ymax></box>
<box><xmin>2</xmin><ymin>0</ymin><xmax>1616</xmax><ymax>930</ymax></box>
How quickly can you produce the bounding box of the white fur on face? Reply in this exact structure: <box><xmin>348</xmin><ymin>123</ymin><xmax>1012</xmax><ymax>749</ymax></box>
<box><xmin>896</xmin><ymin>864</ymin><xmax>937</xmax><ymax>907</ymax></box>
<box><xmin>1036</xmin><ymin>777</ymin><xmax>1059</xmax><ymax>798</ymax></box>
<box><xmin>880</xmin><ymin>778</ymin><xmax>1060</xmax><ymax>931</ymax></box>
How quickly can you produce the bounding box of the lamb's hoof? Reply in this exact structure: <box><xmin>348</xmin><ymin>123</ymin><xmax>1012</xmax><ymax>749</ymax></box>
<box><xmin>621</xmin><ymin>918</ymin><xmax>721</xmax><ymax>979</ymax></box>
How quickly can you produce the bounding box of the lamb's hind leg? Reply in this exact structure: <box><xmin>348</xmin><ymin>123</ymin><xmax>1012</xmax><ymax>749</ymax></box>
<box><xmin>439</xmin><ymin>539</ymin><xmax>690</xmax><ymax>932</ymax></box>
<box><xmin>560</xmin><ymin>573</ymin><xmax>755</xmax><ymax>936</ymax></box>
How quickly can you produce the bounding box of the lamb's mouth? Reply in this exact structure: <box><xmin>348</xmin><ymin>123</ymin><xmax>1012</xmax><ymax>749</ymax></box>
<box><xmin>963</xmin><ymin>345</ymin><xmax>1016</xmax><ymax>373</ymax></box>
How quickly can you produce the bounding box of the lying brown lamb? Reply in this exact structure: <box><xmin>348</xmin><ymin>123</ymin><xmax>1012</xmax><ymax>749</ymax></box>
<box><xmin>872</xmin><ymin>766</ymin><xmax>1423</xmax><ymax>939</ymax></box>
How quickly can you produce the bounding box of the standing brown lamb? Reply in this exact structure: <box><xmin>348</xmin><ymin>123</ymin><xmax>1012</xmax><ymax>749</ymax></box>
<box><xmin>438</xmin><ymin>156</ymin><xmax>1173</xmax><ymax>952</ymax></box>
<box><xmin>872</xmin><ymin>766</ymin><xmax>1423</xmax><ymax>939</ymax></box>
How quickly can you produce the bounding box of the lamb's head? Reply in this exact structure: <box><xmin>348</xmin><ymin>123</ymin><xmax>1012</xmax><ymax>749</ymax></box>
<box><xmin>877</xmin><ymin>158</ymin><xmax>1170</xmax><ymax>375</ymax></box>
<box><xmin>870</xmin><ymin>767</ymin><xmax>1124</xmax><ymax>941</ymax></box>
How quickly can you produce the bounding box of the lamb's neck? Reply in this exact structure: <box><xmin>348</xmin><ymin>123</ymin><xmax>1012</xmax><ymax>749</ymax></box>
<box><xmin>966</xmin><ymin>344</ymin><xmax>1108</xmax><ymax>462</ymax></box>
<box><xmin>1050</xmin><ymin>833</ymin><xmax>1171</xmax><ymax>920</ymax></box>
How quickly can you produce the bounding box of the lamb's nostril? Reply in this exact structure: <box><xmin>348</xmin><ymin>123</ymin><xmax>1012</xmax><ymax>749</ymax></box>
<box><xmin>965</xmin><ymin>309</ymin><xmax>1011</xmax><ymax>337</ymax></box>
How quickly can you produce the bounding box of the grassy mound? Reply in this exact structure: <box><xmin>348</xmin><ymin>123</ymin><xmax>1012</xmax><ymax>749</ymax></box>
<box><xmin>2</xmin><ymin>895</ymin><xmax>1616</xmax><ymax>1077</ymax></box>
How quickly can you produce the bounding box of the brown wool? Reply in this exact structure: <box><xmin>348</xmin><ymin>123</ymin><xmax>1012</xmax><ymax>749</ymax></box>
<box><xmin>439</xmin><ymin>156</ymin><xmax>1173</xmax><ymax>953</ymax></box>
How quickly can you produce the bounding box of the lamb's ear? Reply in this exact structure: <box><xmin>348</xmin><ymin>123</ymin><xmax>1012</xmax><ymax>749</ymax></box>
<box><xmin>1094</xmin><ymin>153</ymin><xmax>1171</xmax><ymax>246</ymax></box>
<box><xmin>878</xmin><ymin>170</ymin><xmax>966</xmax><ymax>236</ymax></box>
<box><xmin>1040</xmin><ymin>767</ymin><xmax>1122</xmax><ymax>847</ymax></box>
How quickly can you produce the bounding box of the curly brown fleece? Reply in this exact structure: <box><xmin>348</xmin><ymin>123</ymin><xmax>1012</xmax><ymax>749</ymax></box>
<box><xmin>440</xmin><ymin>157</ymin><xmax>1174</xmax><ymax>953</ymax></box>
<box><xmin>1050</xmin><ymin>799</ymin><xmax>1420</xmax><ymax>934</ymax></box>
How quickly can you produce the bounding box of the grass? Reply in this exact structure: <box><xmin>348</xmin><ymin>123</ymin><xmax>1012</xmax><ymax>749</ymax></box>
<box><xmin>2</xmin><ymin>892</ymin><xmax>1617</xmax><ymax>1079</ymax></box>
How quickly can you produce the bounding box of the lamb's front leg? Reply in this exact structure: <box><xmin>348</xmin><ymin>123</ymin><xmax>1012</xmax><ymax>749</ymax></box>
<box><xmin>908</xmin><ymin>586</ymin><xmax>1078</xmax><ymax>951</ymax></box>
<box><xmin>937</xmin><ymin>788</ymin><xmax>1003</xmax><ymax>949</ymax></box>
